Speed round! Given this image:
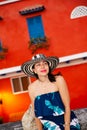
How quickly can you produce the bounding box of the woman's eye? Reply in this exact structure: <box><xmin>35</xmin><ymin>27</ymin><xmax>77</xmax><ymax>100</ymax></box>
<box><xmin>44</xmin><ymin>62</ymin><xmax>48</xmax><ymax>65</ymax></box>
<box><xmin>36</xmin><ymin>63</ymin><xmax>40</xmax><ymax>67</ymax></box>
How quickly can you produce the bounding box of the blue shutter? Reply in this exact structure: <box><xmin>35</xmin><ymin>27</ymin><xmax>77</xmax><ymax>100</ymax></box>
<box><xmin>27</xmin><ymin>15</ymin><xmax>45</xmax><ymax>39</ymax></box>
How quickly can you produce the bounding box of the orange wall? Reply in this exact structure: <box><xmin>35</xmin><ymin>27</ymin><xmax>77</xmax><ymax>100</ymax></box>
<box><xmin>0</xmin><ymin>78</ymin><xmax>30</xmax><ymax>122</ymax></box>
<box><xmin>0</xmin><ymin>0</ymin><xmax>87</xmax><ymax>123</ymax></box>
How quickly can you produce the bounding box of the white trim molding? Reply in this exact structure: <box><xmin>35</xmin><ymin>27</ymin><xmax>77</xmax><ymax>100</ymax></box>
<box><xmin>0</xmin><ymin>52</ymin><xmax>87</xmax><ymax>79</ymax></box>
<box><xmin>0</xmin><ymin>0</ymin><xmax>20</xmax><ymax>5</ymax></box>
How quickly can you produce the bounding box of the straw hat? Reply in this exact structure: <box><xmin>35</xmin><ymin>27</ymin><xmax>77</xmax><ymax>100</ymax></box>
<box><xmin>21</xmin><ymin>54</ymin><xmax>59</xmax><ymax>77</ymax></box>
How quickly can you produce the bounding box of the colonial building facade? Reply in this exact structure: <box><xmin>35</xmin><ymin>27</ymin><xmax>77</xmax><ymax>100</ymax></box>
<box><xmin>0</xmin><ymin>0</ymin><xmax>87</xmax><ymax>123</ymax></box>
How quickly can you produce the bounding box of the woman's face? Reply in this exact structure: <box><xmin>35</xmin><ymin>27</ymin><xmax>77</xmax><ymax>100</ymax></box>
<box><xmin>33</xmin><ymin>60</ymin><xmax>49</xmax><ymax>77</ymax></box>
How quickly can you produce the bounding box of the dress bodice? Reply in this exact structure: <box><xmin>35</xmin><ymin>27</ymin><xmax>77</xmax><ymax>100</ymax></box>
<box><xmin>34</xmin><ymin>91</ymin><xmax>65</xmax><ymax>118</ymax></box>
<box><xmin>34</xmin><ymin>91</ymin><xmax>80</xmax><ymax>130</ymax></box>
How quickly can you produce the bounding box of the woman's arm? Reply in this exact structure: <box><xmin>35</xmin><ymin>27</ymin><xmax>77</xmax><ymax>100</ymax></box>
<box><xmin>35</xmin><ymin>117</ymin><xmax>43</xmax><ymax>130</ymax></box>
<box><xmin>28</xmin><ymin>85</ymin><xmax>43</xmax><ymax>130</ymax></box>
<box><xmin>56</xmin><ymin>75</ymin><xmax>70</xmax><ymax>130</ymax></box>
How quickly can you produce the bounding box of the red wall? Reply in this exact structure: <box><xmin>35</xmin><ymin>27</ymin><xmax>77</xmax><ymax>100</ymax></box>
<box><xmin>0</xmin><ymin>0</ymin><xmax>87</xmax><ymax>68</ymax></box>
<box><xmin>0</xmin><ymin>0</ymin><xmax>87</xmax><ymax>123</ymax></box>
<box><xmin>53</xmin><ymin>64</ymin><xmax>87</xmax><ymax>109</ymax></box>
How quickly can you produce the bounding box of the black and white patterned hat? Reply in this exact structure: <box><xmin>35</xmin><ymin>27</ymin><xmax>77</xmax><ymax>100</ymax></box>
<box><xmin>21</xmin><ymin>54</ymin><xmax>59</xmax><ymax>77</ymax></box>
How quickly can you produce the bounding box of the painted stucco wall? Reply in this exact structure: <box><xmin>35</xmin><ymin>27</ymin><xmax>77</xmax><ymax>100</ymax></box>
<box><xmin>0</xmin><ymin>0</ymin><xmax>87</xmax><ymax>122</ymax></box>
<box><xmin>0</xmin><ymin>0</ymin><xmax>87</xmax><ymax>68</ymax></box>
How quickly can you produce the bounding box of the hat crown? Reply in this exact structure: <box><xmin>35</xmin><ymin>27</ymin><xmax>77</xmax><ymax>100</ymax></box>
<box><xmin>32</xmin><ymin>54</ymin><xmax>46</xmax><ymax>60</ymax></box>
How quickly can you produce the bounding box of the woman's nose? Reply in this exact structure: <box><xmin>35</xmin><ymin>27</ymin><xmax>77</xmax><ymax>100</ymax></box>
<box><xmin>41</xmin><ymin>63</ymin><xmax>45</xmax><ymax>68</ymax></box>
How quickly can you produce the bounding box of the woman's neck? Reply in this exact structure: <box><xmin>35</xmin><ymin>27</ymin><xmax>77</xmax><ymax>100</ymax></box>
<box><xmin>38</xmin><ymin>75</ymin><xmax>49</xmax><ymax>83</ymax></box>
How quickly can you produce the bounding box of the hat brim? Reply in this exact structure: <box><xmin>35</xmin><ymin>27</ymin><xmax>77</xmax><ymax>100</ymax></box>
<box><xmin>21</xmin><ymin>56</ymin><xmax>59</xmax><ymax>77</ymax></box>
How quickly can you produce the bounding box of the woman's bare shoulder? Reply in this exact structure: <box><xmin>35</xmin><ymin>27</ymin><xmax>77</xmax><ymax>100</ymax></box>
<box><xmin>55</xmin><ymin>75</ymin><xmax>64</xmax><ymax>82</ymax></box>
<box><xmin>55</xmin><ymin>75</ymin><xmax>67</xmax><ymax>88</ymax></box>
<box><xmin>28</xmin><ymin>80</ymin><xmax>38</xmax><ymax>99</ymax></box>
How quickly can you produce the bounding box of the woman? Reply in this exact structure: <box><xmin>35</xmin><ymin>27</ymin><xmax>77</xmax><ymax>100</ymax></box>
<box><xmin>21</xmin><ymin>54</ymin><xmax>80</xmax><ymax>130</ymax></box>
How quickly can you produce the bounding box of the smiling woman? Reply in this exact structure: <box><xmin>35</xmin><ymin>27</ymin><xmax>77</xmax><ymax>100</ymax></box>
<box><xmin>21</xmin><ymin>54</ymin><xmax>80</xmax><ymax>130</ymax></box>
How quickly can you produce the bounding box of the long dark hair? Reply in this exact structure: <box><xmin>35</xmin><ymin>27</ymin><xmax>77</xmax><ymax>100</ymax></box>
<box><xmin>32</xmin><ymin>63</ymin><xmax>61</xmax><ymax>82</ymax></box>
<box><xmin>48</xmin><ymin>67</ymin><xmax>61</xmax><ymax>82</ymax></box>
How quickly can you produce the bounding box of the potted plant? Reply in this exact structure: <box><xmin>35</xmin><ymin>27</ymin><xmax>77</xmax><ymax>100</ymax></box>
<box><xmin>0</xmin><ymin>40</ymin><xmax>8</xmax><ymax>59</ymax></box>
<box><xmin>0</xmin><ymin>46</ymin><xmax>8</xmax><ymax>60</ymax></box>
<box><xmin>28</xmin><ymin>36</ymin><xmax>49</xmax><ymax>54</ymax></box>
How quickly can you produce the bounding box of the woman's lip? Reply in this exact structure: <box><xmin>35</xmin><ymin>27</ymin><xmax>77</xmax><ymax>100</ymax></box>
<box><xmin>41</xmin><ymin>70</ymin><xmax>47</xmax><ymax>72</ymax></box>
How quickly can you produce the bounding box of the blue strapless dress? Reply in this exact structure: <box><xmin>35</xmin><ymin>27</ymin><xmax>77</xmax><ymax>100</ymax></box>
<box><xmin>34</xmin><ymin>91</ymin><xmax>80</xmax><ymax>130</ymax></box>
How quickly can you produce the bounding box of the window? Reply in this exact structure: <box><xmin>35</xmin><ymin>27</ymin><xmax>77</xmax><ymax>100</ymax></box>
<box><xmin>27</xmin><ymin>15</ymin><xmax>45</xmax><ymax>43</ymax></box>
<box><xmin>70</xmin><ymin>6</ymin><xmax>87</xmax><ymax>19</ymax></box>
<box><xmin>11</xmin><ymin>76</ymin><xmax>30</xmax><ymax>93</ymax></box>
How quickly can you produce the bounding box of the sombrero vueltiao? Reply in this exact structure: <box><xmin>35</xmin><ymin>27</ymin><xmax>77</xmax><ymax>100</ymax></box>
<box><xmin>21</xmin><ymin>54</ymin><xmax>59</xmax><ymax>77</ymax></box>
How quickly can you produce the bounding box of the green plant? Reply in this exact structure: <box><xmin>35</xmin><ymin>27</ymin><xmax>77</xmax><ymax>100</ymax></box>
<box><xmin>28</xmin><ymin>36</ymin><xmax>49</xmax><ymax>54</ymax></box>
<box><xmin>0</xmin><ymin>47</ymin><xmax>8</xmax><ymax>60</ymax></box>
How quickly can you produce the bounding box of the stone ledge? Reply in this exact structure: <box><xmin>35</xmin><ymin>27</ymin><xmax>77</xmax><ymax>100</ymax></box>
<box><xmin>0</xmin><ymin>108</ymin><xmax>87</xmax><ymax>130</ymax></box>
<box><xmin>74</xmin><ymin>108</ymin><xmax>87</xmax><ymax>130</ymax></box>
<box><xmin>0</xmin><ymin>121</ymin><xmax>23</xmax><ymax>130</ymax></box>
<box><xmin>22</xmin><ymin>107</ymin><xmax>87</xmax><ymax>130</ymax></box>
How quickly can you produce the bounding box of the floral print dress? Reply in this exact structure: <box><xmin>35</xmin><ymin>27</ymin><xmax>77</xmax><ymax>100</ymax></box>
<box><xmin>34</xmin><ymin>91</ymin><xmax>80</xmax><ymax>130</ymax></box>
